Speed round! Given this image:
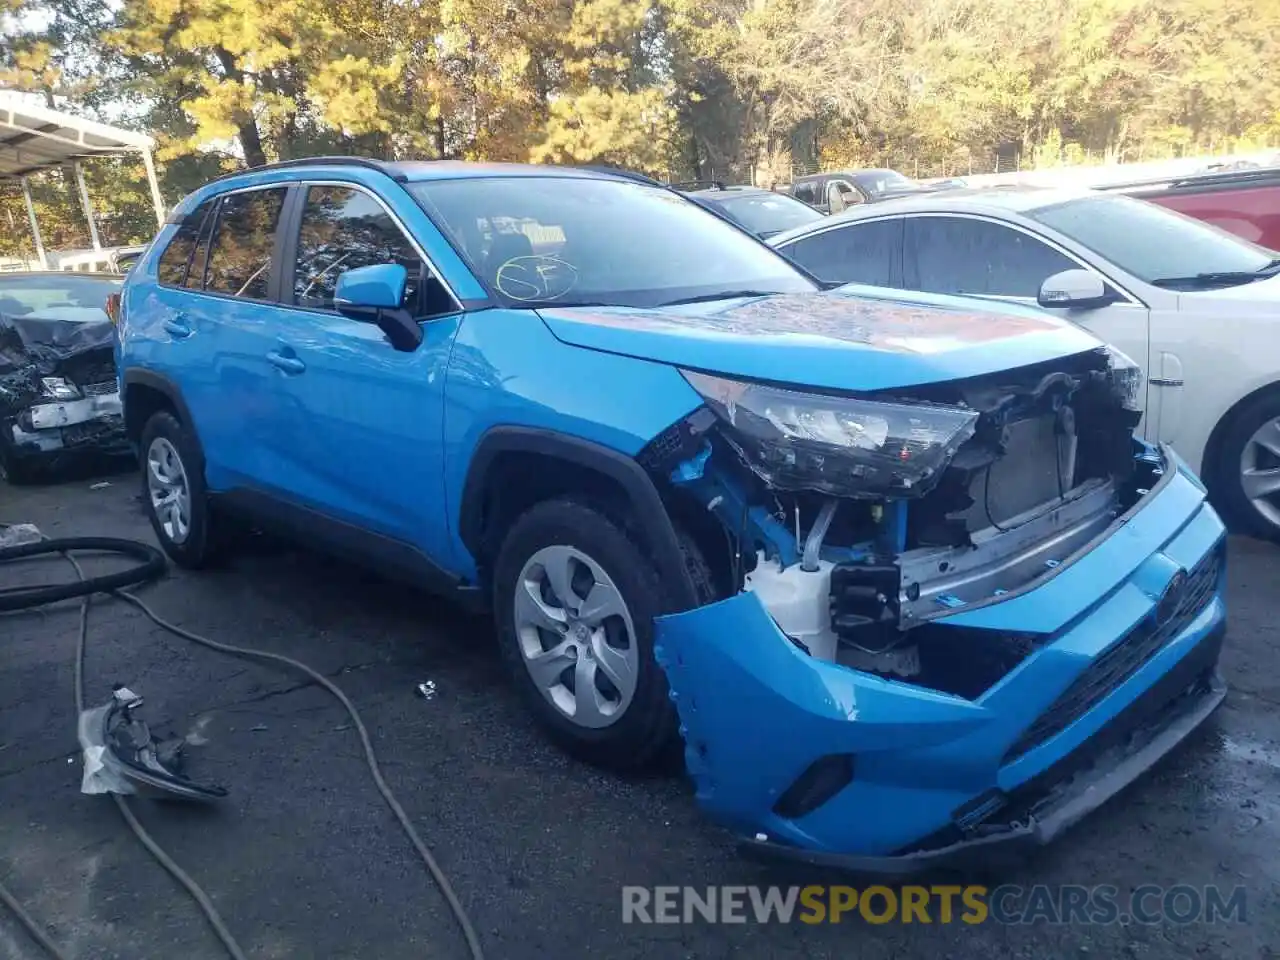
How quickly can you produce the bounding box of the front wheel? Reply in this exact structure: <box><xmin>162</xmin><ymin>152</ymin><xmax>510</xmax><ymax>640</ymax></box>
<box><xmin>0</xmin><ymin>432</ymin><xmax>40</xmax><ymax>485</ymax></box>
<box><xmin>1216</xmin><ymin>393</ymin><xmax>1280</xmax><ymax>540</ymax></box>
<box><xmin>493</xmin><ymin>498</ymin><xmax>690</xmax><ymax>770</ymax></box>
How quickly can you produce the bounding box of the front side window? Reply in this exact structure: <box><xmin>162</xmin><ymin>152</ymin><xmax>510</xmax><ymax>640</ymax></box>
<box><xmin>293</xmin><ymin>185</ymin><xmax>455</xmax><ymax>316</ymax></box>
<box><xmin>781</xmin><ymin>219</ymin><xmax>903</xmax><ymax>287</ymax></box>
<box><xmin>203</xmin><ymin>187</ymin><xmax>288</xmax><ymax>300</ymax></box>
<box><xmin>1027</xmin><ymin>194</ymin><xmax>1276</xmax><ymax>287</ymax></box>
<box><xmin>157</xmin><ymin>199</ymin><xmax>216</xmax><ymax>287</ymax></box>
<box><xmin>792</xmin><ymin>182</ymin><xmax>817</xmax><ymax>205</ymax></box>
<box><xmin>409</xmin><ymin>176</ymin><xmax>815</xmax><ymax>309</ymax></box>
<box><xmin>904</xmin><ymin>216</ymin><xmax>1077</xmax><ymax>298</ymax></box>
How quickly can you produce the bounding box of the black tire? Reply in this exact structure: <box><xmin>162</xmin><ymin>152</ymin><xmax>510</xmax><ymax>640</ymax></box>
<box><xmin>138</xmin><ymin>410</ymin><xmax>229</xmax><ymax>568</ymax></box>
<box><xmin>0</xmin><ymin>434</ymin><xmax>41</xmax><ymax>485</ymax></box>
<box><xmin>1213</xmin><ymin>392</ymin><xmax>1280</xmax><ymax>540</ymax></box>
<box><xmin>492</xmin><ymin>497</ymin><xmax>712</xmax><ymax>770</ymax></box>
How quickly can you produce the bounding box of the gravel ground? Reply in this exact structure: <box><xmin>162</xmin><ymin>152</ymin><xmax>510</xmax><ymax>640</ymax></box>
<box><xmin>1</xmin><ymin>466</ymin><xmax>1277</xmax><ymax>960</ymax></box>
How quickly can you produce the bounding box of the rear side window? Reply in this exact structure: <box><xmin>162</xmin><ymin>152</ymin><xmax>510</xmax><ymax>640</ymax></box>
<box><xmin>292</xmin><ymin>185</ymin><xmax>454</xmax><ymax>316</ymax></box>
<box><xmin>185</xmin><ymin>204</ymin><xmax>218</xmax><ymax>290</ymax></box>
<box><xmin>204</xmin><ymin>188</ymin><xmax>288</xmax><ymax>300</ymax></box>
<box><xmin>156</xmin><ymin>199</ymin><xmax>215</xmax><ymax>286</ymax></box>
<box><xmin>782</xmin><ymin>219</ymin><xmax>903</xmax><ymax>287</ymax></box>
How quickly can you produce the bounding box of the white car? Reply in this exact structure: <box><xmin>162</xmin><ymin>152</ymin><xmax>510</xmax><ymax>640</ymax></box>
<box><xmin>770</xmin><ymin>187</ymin><xmax>1280</xmax><ymax>538</ymax></box>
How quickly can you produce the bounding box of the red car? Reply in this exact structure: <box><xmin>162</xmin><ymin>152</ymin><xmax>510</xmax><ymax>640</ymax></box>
<box><xmin>1101</xmin><ymin>166</ymin><xmax>1280</xmax><ymax>251</ymax></box>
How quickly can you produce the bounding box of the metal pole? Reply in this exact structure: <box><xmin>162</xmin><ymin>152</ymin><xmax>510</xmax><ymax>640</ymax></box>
<box><xmin>72</xmin><ymin>161</ymin><xmax>103</xmax><ymax>251</ymax></box>
<box><xmin>20</xmin><ymin>176</ymin><xmax>48</xmax><ymax>269</ymax></box>
<box><xmin>141</xmin><ymin>148</ymin><xmax>165</xmax><ymax>228</ymax></box>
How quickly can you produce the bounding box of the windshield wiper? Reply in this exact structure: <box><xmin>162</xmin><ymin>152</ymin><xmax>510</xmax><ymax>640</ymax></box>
<box><xmin>1152</xmin><ymin>258</ymin><xmax>1280</xmax><ymax>289</ymax></box>
<box><xmin>657</xmin><ymin>290</ymin><xmax>780</xmax><ymax>307</ymax></box>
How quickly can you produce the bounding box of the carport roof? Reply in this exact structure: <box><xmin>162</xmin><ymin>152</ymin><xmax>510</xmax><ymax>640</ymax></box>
<box><xmin>0</xmin><ymin>97</ymin><xmax>154</xmax><ymax>181</ymax></box>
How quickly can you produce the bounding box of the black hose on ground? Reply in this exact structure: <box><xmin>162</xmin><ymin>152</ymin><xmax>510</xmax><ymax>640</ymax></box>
<box><xmin>0</xmin><ymin>529</ymin><xmax>485</xmax><ymax>960</ymax></box>
<box><xmin>0</xmin><ymin>537</ymin><xmax>166</xmax><ymax>610</ymax></box>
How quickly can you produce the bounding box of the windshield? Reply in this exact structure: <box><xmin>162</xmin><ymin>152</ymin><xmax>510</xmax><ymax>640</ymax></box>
<box><xmin>0</xmin><ymin>274</ymin><xmax>121</xmax><ymax>320</ymax></box>
<box><xmin>1027</xmin><ymin>195</ymin><xmax>1275</xmax><ymax>285</ymax></box>
<box><xmin>409</xmin><ymin>176</ymin><xmax>816</xmax><ymax>308</ymax></box>
<box><xmin>713</xmin><ymin>193</ymin><xmax>825</xmax><ymax>236</ymax></box>
<box><xmin>859</xmin><ymin>170</ymin><xmax>915</xmax><ymax>197</ymax></box>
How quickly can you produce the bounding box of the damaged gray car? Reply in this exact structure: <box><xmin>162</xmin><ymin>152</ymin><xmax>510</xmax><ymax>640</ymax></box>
<box><xmin>0</xmin><ymin>272</ymin><xmax>128</xmax><ymax>483</ymax></box>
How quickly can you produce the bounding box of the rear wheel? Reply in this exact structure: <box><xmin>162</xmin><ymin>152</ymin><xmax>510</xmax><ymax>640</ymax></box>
<box><xmin>1216</xmin><ymin>393</ymin><xmax>1280</xmax><ymax>540</ymax></box>
<box><xmin>493</xmin><ymin>497</ymin><xmax>708</xmax><ymax>769</ymax></box>
<box><xmin>139</xmin><ymin>410</ymin><xmax>229</xmax><ymax>567</ymax></box>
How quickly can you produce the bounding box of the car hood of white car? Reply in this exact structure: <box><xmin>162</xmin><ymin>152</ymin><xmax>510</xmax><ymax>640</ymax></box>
<box><xmin>1177</xmin><ymin>272</ymin><xmax>1280</xmax><ymax>314</ymax></box>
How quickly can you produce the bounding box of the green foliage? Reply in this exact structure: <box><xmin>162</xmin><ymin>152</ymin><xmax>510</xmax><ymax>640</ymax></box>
<box><xmin>2</xmin><ymin>0</ymin><xmax>1279</xmax><ymax>257</ymax></box>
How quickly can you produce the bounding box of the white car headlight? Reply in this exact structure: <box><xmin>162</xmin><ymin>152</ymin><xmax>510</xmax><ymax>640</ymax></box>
<box><xmin>1102</xmin><ymin>345</ymin><xmax>1143</xmax><ymax>412</ymax></box>
<box><xmin>39</xmin><ymin>377</ymin><xmax>83</xmax><ymax>402</ymax></box>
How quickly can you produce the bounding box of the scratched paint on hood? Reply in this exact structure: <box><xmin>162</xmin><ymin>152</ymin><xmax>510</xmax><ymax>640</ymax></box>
<box><xmin>539</xmin><ymin>290</ymin><xmax>1065</xmax><ymax>354</ymax></box>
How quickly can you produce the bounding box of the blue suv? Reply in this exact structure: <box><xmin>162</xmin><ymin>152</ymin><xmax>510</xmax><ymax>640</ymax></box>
<box><xmin>118</xmin><ymin>158</ymin><xmax>1227</xmax><ymax>872</ymax></box>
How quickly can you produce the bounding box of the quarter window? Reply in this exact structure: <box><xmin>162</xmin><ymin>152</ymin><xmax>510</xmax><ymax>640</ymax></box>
<box><xmin>203</xmin><ymin>188</ymin><xmax>288</xmax><ymax>300</ymax></box>
<box><xmin>904</xmin><ymin>216</ymin><xmax>1077</xmax><ymax>298</ymax></box>
<box><xmin>156</xmin><ymin>199</ymin><xmax>216</xmax><ymax>287</ymax></box>
<box><xmin>293</xmin><ymin>185</ymin><xmax>455</xmax><ymax>317</ymax></box>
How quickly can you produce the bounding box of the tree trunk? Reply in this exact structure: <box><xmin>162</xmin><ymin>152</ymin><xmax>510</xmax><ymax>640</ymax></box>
<box><xmin>214</xmin><ymin>47</ymin><xmax>269</xmax><ymax>168</ymax></box>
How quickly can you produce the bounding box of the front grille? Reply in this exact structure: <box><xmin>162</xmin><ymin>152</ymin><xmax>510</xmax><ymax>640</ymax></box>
<box><xmin>1002</xmin><ymin>541</ymin><xmax>1224</xmax><ymax>764</ymax></box>
<box><xmin>81</xmin><ymin>381</ymin><xmax>117</xmax><ymax>397</ymax></box>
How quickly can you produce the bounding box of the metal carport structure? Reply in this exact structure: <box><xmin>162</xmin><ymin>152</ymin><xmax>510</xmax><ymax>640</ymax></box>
<box><xmin>0</xmin><ymin>96</ymin><xmax>166</xmax><ymax>268</ymax></box>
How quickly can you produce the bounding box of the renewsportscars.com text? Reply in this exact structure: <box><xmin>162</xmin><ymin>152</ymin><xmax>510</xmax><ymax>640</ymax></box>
<box><xmin>621</xmin><ymin>884</ymin><xmax>1248</xmax><ymax>926</ymax></box>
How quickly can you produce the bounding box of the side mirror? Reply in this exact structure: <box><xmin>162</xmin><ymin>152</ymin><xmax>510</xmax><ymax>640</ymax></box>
<box><xmin>334</xmin><ymin>263</ymin><xmax>423</xmax><ymax>352</ymax></box>
<box><xmin>1037</xmin><ymin>269</ymin><xmax>1115</xmax><ymax>310</ymax></box>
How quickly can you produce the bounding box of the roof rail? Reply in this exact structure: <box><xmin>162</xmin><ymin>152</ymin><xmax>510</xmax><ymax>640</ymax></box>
<box><xmin>671</xmin><ymin>179</ymin><xmax>726</xmax><ymax>192</ymax></box>
<box><xmin>207</xmin><ymin>156</ymin><xmax>408</xmax><ymax>185</ymax></box>
<box><xmin>1095</xmin><ymin>164</ymin><xmax>1280</xmax><ymax>194</ymax></box>
<box><xmin>574</xmin><ymin>164</ymin><xmax>664</xmax><ymax>186</ymax></box>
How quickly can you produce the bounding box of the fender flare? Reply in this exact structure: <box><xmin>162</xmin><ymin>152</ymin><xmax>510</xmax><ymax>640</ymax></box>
<box><xmin>121</xmin><ymin>369</ymin><xmax>201</xmax><ymax>449</ymax></box>
<box><xmin>459</xmin><ymin>426</ymin><xmax>699</xmax><ymax>611</ymax></box>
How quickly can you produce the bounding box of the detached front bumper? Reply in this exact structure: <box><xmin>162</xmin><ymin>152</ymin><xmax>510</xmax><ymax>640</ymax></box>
<box><xmin>653</xmin><ymin>453</ymin><xmax>1227</xmax><ymax>874</ymax></box>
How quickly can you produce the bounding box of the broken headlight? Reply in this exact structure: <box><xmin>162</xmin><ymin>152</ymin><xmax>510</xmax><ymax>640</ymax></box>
<box><xmin>681</xmin><ymin>370</ymin><xmax>979</xmax><ymax>498</ymax></box>
<box><xmin>1102</xmin><ymin>345</ymin><xmax>1142</xmax><ymax>412</ymax></box>
<box><xmin>39</xmin><ymin>377</ymin><xmax>83</xmax><ymax>402</ymax></box>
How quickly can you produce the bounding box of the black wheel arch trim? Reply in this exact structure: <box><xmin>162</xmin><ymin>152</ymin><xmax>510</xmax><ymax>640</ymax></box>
<box><xmin>121</xmin><ymin>369</ymin><xmax>201</xmax><ymax>449</ymax></box>
<box><xmin>459</xmin><ymin>426</ymin><xmax>699</xmax><ymax>611</ymax></box>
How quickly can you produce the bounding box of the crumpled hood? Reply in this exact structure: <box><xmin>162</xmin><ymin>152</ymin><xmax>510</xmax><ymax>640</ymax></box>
<box><xmin>536</xmin><ymin>287</ymin><xmax>1104</xmax><ymax>392</ymax></box>
<box><xmin>0</xmin><ymin>309</ymin><xmax>115</xmax><ymax>371</ymax></box>
<box><xmin>1</xmin><ymin>310</ymin><xmax>117</xmax><ymax>417</ymax></box>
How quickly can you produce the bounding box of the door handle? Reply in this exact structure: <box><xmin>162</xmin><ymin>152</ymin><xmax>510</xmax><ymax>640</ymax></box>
<box><xmin>266</xmin><ymin>350</ymin><xmax>306</xmax><ymax>375</ymax></box>
<box><xmin>163</xmin><ymin>315</ymin><xmax>193</xmax><ymax>339</ymax></box>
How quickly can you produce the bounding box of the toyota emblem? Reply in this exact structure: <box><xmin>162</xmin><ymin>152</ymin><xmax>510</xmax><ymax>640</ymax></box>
<box><xmin>1155</xmin><ymin>569</ymin><xmax>1188</xmax><ymax>626</ymax></box>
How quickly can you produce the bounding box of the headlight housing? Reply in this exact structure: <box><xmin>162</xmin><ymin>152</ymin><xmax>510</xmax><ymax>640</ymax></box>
<box><xmin>1102</xmin><ymin>345</ymin><xmax>1143</xmax><ymax>412</ymax></box>
<box><xmin>39</xmin><ymin>377</ymin><xmax>82</xmax><ymax>402</ymax></box>
<box><xmin>681</xmin><ymin>370</ymin><xmax>980</xmax><ymax>498</ymax></box>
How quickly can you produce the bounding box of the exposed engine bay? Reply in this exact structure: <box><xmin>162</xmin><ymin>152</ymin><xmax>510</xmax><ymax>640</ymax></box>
<box><xmin>644</xmin><ymin>345</ymin><xmax>1163</xmax><ymax>699</ymax></box>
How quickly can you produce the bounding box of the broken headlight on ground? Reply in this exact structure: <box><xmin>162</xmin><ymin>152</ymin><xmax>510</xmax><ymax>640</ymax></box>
<box><xmin>680</xmin><ymin>369</ymin><xmax>979</xmax><ymax>498</ymax></box>
<box><xmin>659</xmin><ymin>347</ymin><xmax>1154</xmax><ymax>700</ymax></box>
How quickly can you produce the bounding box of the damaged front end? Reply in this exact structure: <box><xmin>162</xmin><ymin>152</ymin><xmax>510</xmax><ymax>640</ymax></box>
<box><xmin>646</xmin><ymin>344</ymin><xmax>1227</xmax><ymax>869</ymax></box>
<box><xmin>0</xmin><ymin>311</ymin><xmax>128</xmax><ymax>475</ymax></box>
